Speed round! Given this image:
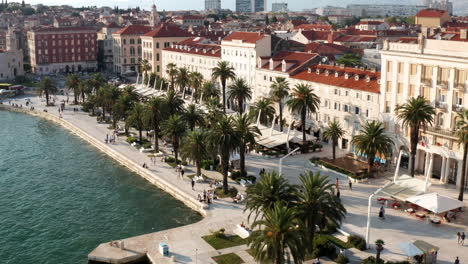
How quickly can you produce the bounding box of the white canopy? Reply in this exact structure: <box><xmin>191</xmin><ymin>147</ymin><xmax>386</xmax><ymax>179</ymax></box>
<box><xmin>399</xmin><ymin>242</ymin><xmax>423</xmax><ymax>257</ymax></box>
<box><xmin>406</xmin><ymin>192</ymin><xmax>463</xmax><ymax>214</ymax></box>
<box><xmin>380</xmin><ymin>175</ymin><xmax>428</xmax><ymax>201</ymax></box>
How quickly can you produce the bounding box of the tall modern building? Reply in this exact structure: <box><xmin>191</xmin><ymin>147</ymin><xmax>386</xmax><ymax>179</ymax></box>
<box><xmin>205</xmin><ymin>0</ymin><xmax>221</xmax><ymax>11</ymax></box>
<box><xmin>272</xmin><ymin>2</ymin><xmax>288</xmax><ymax>12</ymax></box>
<box><xmin>236</xmin><ymin>0</ymin><xmax>252</xmax><ymax>13</ymax></box>
<box><xmin>236</xmin><ymin>0</ymin><xmax>266</xmax><ymax>13</ymax></box>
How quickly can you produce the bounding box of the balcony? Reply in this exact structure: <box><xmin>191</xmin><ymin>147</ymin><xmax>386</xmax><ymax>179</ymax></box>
<box><xmin>435</xmin><ymin>101</ymin><xmax>448</xmax><ymax>112</ymax></box>
<box><xmin>437</xmin><ymin>81</ymin><xmax>448</xmax><ymax>89</ymax></box>
<box><xmin>453</xmin><ymin>104</ymin><xmax>464</xmax><ymax>113</ymax></box>
<box><xmin>454</xmin><ymin>83</ymin><xmax>466</xmax><ymax>92</ymax></box>
<box><xmin>423</xmin><ymin>126</ymin><xmax>457</xmax><ymax>139</ymax></box>
<box><xmin>421</xmin><ymin>78</ymin><xmax>432</xmax><ymax>86</ymax></box>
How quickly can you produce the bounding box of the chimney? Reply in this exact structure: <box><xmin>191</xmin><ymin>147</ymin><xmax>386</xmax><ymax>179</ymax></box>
<box><xmin>461</xmin><ymin>29</ymin><xmax>468</xmax><ymax>40</ymax></box>
<box><xmin>327</xmin><ymin>32</ymin><xmax>334</xmax><ymax>44</ymax></box>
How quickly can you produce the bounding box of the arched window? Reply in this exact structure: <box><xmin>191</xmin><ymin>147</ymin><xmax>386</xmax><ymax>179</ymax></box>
<box><xmin>130</xmin><ymin>39</ymin><xmax>135</xmax><ymax>44</ymax></box>
<box><xmin>130</xmin><ymin>47</ymin><xmax>135</xmax><ymax>55</ymax></box>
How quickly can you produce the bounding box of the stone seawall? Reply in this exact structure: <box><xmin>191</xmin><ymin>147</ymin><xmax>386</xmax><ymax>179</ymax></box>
<box><xmin>0</xmin><ymin>105</ymin><xmax>208</xmax><ymax>217</ymax></box>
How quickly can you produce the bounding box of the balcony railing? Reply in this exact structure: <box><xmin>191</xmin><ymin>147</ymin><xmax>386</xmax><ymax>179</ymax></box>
<box><xmin>454</xmin><ymin>83</ymin><xmax>466</xmax><ymax>91</ymax></box>
<box><xmin>435</xmin><ymin>101</ymin><xmax>448</xmax><ymax>111</ymax></box>
<box><xmin>437</xmin><ymin>81</ymin><xmax>448</xmax><ymax>89</ymax></box>
<box><xmin>453</xmin><ymin>105</ymin><xmax>464</xmax><ymax>112</ymax></box>
<box><xmin>423</xmin><ymin>126</ymin><xmax>456</xmax><ymax>138</ymax></box>
<box><xmin>421</xmin><ymin>78</ymin><xmax>432</xmax><ymax>86</ymax></box>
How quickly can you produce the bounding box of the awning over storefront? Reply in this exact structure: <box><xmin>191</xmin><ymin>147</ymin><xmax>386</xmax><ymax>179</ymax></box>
<box><xmin>380</xmin><ymin>175</ymin><xmax>428</xmax><ymax>201</ymax></box>
<box><xmin>406</xmin><ymin>192</ymin><xmax>463</xmax><ymax>214</ymax></box>
<box><xmin>255</xmin><ymin>124</ymin><xmax>317</xmax><ymax>149</ymax></box>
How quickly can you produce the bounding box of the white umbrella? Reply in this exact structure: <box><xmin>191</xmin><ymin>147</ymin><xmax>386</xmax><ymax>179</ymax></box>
<box><xmin>406</xmin><ymin>192</ymin><xmax>464</xmax><ymax>214</ymax></box>
<box><xmin>399</xmin><ymin>242</ymin><xmax>423</xmax><ymax>257</ymax></box>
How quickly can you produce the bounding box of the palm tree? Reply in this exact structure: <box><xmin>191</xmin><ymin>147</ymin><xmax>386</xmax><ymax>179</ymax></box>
<box><xmin>228</xmin><ymin>78</ymin><xmax>252</xmax><ymax>114</ymax></box>
<box><xmin>234</xmin><ymin>114</ymin><xmax>260</xmax><ymax>177</ymax></box>
<box><xmin>212</xmin><ymin>61</ymin><xmax>236</xmax><ymax>113</ymax></box>
<box><xmin>455</xmin><ymin>110</ymin><xmax>468</xmax><ymax>201</ymax></box>
<box><xmin>245</xmin><ymin>171</ymin><xmax>297</xmax><ymax>221</ymax></box>
<box><xmin>351</xmin><ymin>121</ymin><xmax>394</xmax><ymax>174</ymax></box>
<box><xmin>166</xmin><ymin>63</ymin><xmax>178</xmax><ymax>90</ymax></box>
<box><xmin>249</xmin><ymin>98</ymin><xmax>276</xmax><ymax>126</ymax></box>
<box><xmin>90</xmin><ymin>73</ymin><xmax>106</xmax><ymax>94</ymax></box>
<box><xmin>180</xmin><ymin>129</ymin><xmax>208</xmax><ymax>176</ymax></box>
<box><xmin>37</xmin><ymin>77</ymin><xmax>57</xmax><ymax>106</ymax></box>
<box><xmin>85</xmin><ymin>94</ymin><xmax>98</xmax><ymax>116</ymax></box>
<box><xmin>176</xmin><ymin>67</ymin><xmax>190</xmax><ymax>94</ymax></box>
<box><xmin>209</xmin><ymin>114</ymin><xmax>239</xmax><ymax>193</ymax></box>
<box><xmin>205</xmin><ymin>98</ymin><xmax>223</xmax><ymax>127</ymax></box>
<box><xmin>375</xmin><ymin>240</ymin><xmax>385</xmax><ymax>262</ymax></box>
<box><xmin>122</xmin><ymin>85</ymin><xmax>140</xmax><ymax>104</ymax></box>
<box><xmin>395</xmin><ymin>96</ymin><xmax>435</xmax><ymax>177</ymax></box>
<box><xmin>163</xmin><ymin>114</ymin><xmax>187</xmax><ymax>163</ymax></box>
<box><xmin>184</xmin><ymin>104</ymin><xmax>204</xmax><ymax>131</ymax></box>
<box><xmin>286</xmin><ymin>84</ymin><xmax>320</xmax><ymax>153</ymax></box>
<box><xmin>140</xmin><ymin>59</ymin><xmax>151</xmax><ymax>81</ymax></box>
<box><xmin>163</xmin><ymin>90</ymin><xmax>185</xmax><ymax>117</ymax></box>
<box><xmin>108</xmin><ymin>85</ymin><xmax>122</xmax><ymax>127</ymax></box>
<box><xmin>323</xmin><ymin>121</ymin><xmax>345</xmax><ymax>160</ymax></box>
<box><xmin>126</xmin><ymin>103</ymin><xmax>146</xmax><ymax>142</ymax></box>
<box><xmin>145</xmin><ymin>96</ymin><xmax>166</xmax><ymax>152</ymax></box>
<box><xmin>65</xmin><ymin>74</ymin><xmax>80</xmax><ymax>104</ymax></box>
<box><xmin>270</xmin><ymin>77</ymin><xmax>289</xmax><ymax>132</ymax></box>
<box><xmin>189</xmin><ymin>72</ymin><xmax>203</xmax><ymax>102</ymax></box>
<box><xmin>249</xmin><ymin>202</ymin><xmax>306</xmax><ymax>264</ymax></box>
<box><xmin>296</xmin><ymin>172</ymin><xmax>346</xmax><ymax>253</ymax></box>
<box><xmin>201</xmin><ymin>81</ymin><xmax>220</xmax><ymax>102</ymax></box>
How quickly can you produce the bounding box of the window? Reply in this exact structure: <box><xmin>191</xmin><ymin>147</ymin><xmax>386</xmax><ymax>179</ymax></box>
<box><xmin>123</xmin><ymin>39</ymin><xmax>126</xmax><ymax>45</ymax></box>
<box><xmin>387</xmin><ymin>61</ymin><xmax>393</xmax><ymax>72</ymax></box>
<box><xmin>157</xmin><ymin>65</ymin><xmax>160</xmax><ymax>72</ymax></box>
<box><xmin>334</xmin><ymin>89</ymin><xmax>339</xmax><ymax>95</ymax></box>
<box><xmin>138</xmin><ymin>39</ymin><xmax>141</xmax><ymax>44</ymax></box>
<box><xmin>353</xmin><ymin>122</ymin><xmax>360</xmax><ymax>131</ymax></box>
<box><xmin>409</xmin><ymin>85</ymin><xmax>416</xmax><ymax>96</ymax></box>
<box><xmin>386</xmin><ymin>81</ymin><xmax>392</xmax><ymax>92</ymax></box>
<box><xmin>345</xmin><ymin>91</ymin><xmax>349</xmax><ymax>96</ymax></box>
<box><xmin>438</xmin><ymin>67</ymin><xmax>450</xmax><ymax>83</ymax></box>
<box><xmin>398</xmin><ymin>62</ymin><xmax>404</xmax><ymax>73</ymax></box>
<box><xmin>367</xmin><ymin>95</ymin><xmax>371</xmax><ymax>101</ymax></box>
<box><xmin>456</xmin><ymin>70</ymin><xmax>468</xmax><ymax>86</ymax></box>
<box><xmin>397</xmin><ymin>83</ymin><xmax>403</xmax><ymax>94</ymax></box>
<box><xmin>156</xmin><ymin>53</ymin><xmax>159</xmax><ymax>61</ymax></box>
<box><xmin>385</xmin><ymin>101</ymin><xmax>391</xmax><ymax>113</ymax></box>
<box><xmin>423</xmin><ymin>66</ymin><xmax>433</xmax><ymax>81</ymax></box>
<box><xmin>356</xmin><ymin>93</ymin><xmax>361</xmax><ymax>99</ymax></box>
<box><xmin>366</xmin><ymin>109</ymin><xmax>369</xmax><ymax>117</ymax></box>
<box><xmin>410</xmin><ymin>64</ymin><xmax>418</xmax><ymax>75</ymax></box>
<box><xmin>334</xmin><ymin>102</ymin><xmax>340</xmax><ymax>111</ymax></box>
<box><xmin>355</xmin><ymin>107</ymin><xmax>360</xmax><ymax>115</ymax></box>
<box><xmin>156</xmin><ymin>42</ymin><xmax>160</xmax><ymax>49</ymax></box>
<box><xmin>344</xmin><ymin>105</ymin><xmax>349</xmax><ymax>112</ymax></box>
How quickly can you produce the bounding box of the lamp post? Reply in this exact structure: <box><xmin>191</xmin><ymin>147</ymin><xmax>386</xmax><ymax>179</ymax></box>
<box><xmin>365</xmin><ymin>181</ymin><xmax>393</xmax><ymax>249</ymax></box>
<box><xmin>279</xmin><ymin>147</ymin><xmax>300</xmax><ymax>175</ymax></box>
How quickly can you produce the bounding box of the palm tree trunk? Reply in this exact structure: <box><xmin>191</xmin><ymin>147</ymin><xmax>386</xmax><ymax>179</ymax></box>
<box><xmin>74</xmin><ymin>92</ymin><xmax>78</xmax><ymax>105</ymax></box>
<box><xmin>279</xmin><ymin>102</ymin><xmax>283</xmax><ymax>132</ymax></box>
<box><xmin>275</xmin><ymin>247</ymin><xmax>282</xmax><ymax>264</ymax></box>
<box><xmin>45</xmin><ymin>91</ymin><xmax>49</xmax><ymax>106</ymax></box>
<box><xmin>153</xmin><ymin>122</ymin><xmax>159</xmax><ymax>153</ymax></box>
<box><xmin>302</xmin><ymin>110</ymin><xmax>307</xmax><ymax>153</ymax></box>
<box><xmin>81</xmin><ymin>91</ymin><xmax>85</xmax><ymax>103</ymax></box>
<box><xmin>376</xmin><ymin>249</ymin><xmax>381</xmax><ymax>262</ymax></box>
<box><xmin>196</xmin><ymin>160</ymin><xmax>201</xmax><ymax>177</ymax></box>
<box><xmin>238</xmin><ymin>98</ymin><xmax>243</xmax><ymax>114</ymax></box>
<box><xmin>458</xmin><ymin>142</ymin><xmax>468</xmax><ymax>201</ymax></box>
<box><xmin>174</xmin><ymin>139</ymin><xmax>179</xmax><ymax>163</ymax></box>
<box><xmin>222</xmin><ymin>79</ymin><xmax>226</xmax><ymax>113</ymax></box>
<box><xmin>410</xmin><ymin>126</ymin><xmax>419</xmax><ymax>177</ymax></box>
<box><xmin>332</xmin><ymin>138</ymin><xmax>336</xmax><ymax>160</ymax></box>
<box><xmin>240</xmin><ymin>144</ymin><xmax>246</xmax><ymax>177</ymax></box>
<box><xmin>222</xmin><ymin>152</ymin><xmax>229</xmax><ymax>193</ymax></box>
<box><xmin>138</xmin><ymin>128</ymin><xmax>142</xmax><ymax>143</ymax></box>
<box><xmin>368</xmin><ymin>156</ymin><xmax>374</xmax><ymax>176</ymax></box>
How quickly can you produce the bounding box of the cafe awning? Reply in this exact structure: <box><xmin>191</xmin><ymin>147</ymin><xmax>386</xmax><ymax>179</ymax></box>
<box><xmin>380</xmin><ymin>175</ymin><xmax>428</xmax><ymax>201</ymax></box>
<box><xmin>406</xmin><ymin>192</ymin><xmax>463</xmax><ymax>214</ymax></box>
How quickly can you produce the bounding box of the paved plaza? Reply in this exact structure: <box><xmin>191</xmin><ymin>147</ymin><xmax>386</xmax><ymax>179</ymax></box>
<box><xmin>3</xmin><ymin>93</ymin><xmax>468</xmax><ymax>264</ymax></box>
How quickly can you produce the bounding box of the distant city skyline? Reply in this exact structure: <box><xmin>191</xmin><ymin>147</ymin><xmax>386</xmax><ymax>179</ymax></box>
<box><xmin>25</xmin><ymin>0</ymin><xmax>426</xmax><ymax>11</ymax></box>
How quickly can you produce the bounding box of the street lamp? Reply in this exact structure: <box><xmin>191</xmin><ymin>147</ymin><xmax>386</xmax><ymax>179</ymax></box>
<box><xmin>365</xmin><ymin>181</ymin><xmax>393</xmax><ymax>249</ymax></box>
<box><xmin>278</xmin><ymin>147</ymin><xmax>300</xmax><ymax>175</ymax></box>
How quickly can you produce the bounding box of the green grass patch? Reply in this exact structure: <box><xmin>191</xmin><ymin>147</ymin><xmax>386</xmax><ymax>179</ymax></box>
<box><xmin>212</xmin><ymin>253</ymin><xmax>244</xmax><ymax>264</ymax></box>
<box><xmin>214</xmin><ymin>186</ymin><xmax>238</xmax><ymax>198</ymax></box>
<box><xmin>321</xmin><ymin>234</ymin><xmax>351</xmax><ymax>249</ymax></box>
<box><xmin>202</xmin><ymin>234</ymin><xmax>246</xmax><ymax>250</ymax></box>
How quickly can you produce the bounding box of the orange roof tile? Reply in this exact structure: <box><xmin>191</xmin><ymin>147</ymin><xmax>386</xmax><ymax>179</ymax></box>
<box><xmin>223</xmin><ymin>32</ymin><xmax>267</xmax><ymax>44</ymax></box>
<box><xmin>143</xmin><ymin>23</ymin><xmax>191</xmax><ymax>38</ymax></box>
<box><xmin>113</xmin><ymin>25</ymin><xmax>152</xmax><ymax>35</ymax></box>
<box><xmin>258</xmin><ymin>51</ymin><xmax>318</xmax><ymax>74</ymax></box>
<box><xmin>416</xmin><ymin>9</ymin><xmax>448</xmax><ymax>18</ymax></box>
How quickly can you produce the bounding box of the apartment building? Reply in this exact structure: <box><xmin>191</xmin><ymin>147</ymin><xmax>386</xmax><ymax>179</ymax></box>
<box><xmin>97</xmin><ymin>22</ymin><xmax>121</xmax><ymax>72</ymax></box>
<box><xmin>112</xmin><ymin>25</ymin><xmax>152</xmax><ymax>74</ymax></box>
<box><xmin>162</xmin><ymin>37</ymin><xmax>221</xmax><ymax>81</ymax></box>
<box><xmin>0</xmin><ymin>27</ymin><xmax>24</xmax><ymax>80</ymax></box>
<box><xmin>380</xmin><ymin>33</ymin><xmax>468</xmax><ymax>187</ymax></box>
<box><xmin>415</xmin><ymin>9</ymin><xmax>451</xmax><ymax>28</ymax></box>
<box><xmin>141</xmin><ymin>23</ymin><xmax>191</xmax><ymax>75</ymax></box>
<box><xmin>221</xmin><ymin>32</ymin><xmax>271</xmax><ymax>88</ymax></box>
<box><xmin>27</xmin><ymin>26</ymin><xmax>97</xmax><ymax>74</ymax></box>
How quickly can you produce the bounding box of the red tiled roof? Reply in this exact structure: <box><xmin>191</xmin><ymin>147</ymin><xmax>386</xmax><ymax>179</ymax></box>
<box><xmin>174</xmin><ymin>15</ymin><xmax>204</xmax><ymax>20</ymax></box>
<box><xmin>416</xmin><ymin>9</ymin><xmax>448</xmax><ymax>18</ymax></box>
<box><xmin>292</xmin><ymin>65</ymin><xmax>380</xmax><ymax>93</ymax></box>
<box><xmin>299</xmin><ymin>30</ymin><xmax>331</xmax><ymax>41</ymax></box>
<box><xmin>113</xmin><ymin>25</ymin><xmax>152</xmax><ymax>35</ymax></box>
<box><xmin>295</xmin><ymin>24</ymin><xmax>333</xmax><ymax>31</ymax></box>
<box><xmin>223</xmin><ymin>32</ymin><xmax>267</xmax><ymax>44</ymax></box>
<box><xmin>258</xmin><ymin>51</ymin><xmax>318</xmax><ymax>74</ymax></box>
<box><xmin>304</xmin><ymin>42</ymin><xmax>352</xmax><ymax>55</ymax></box>
<box><xmin>393</xmin><ymin>37</ymin><xmax>418</xmax><ymax>44</ymax></box>
<box><xmin>105</xmin><ymin>22</ymin><xmax>121</xmax><ymax>28</ymax></box>
<box><xmin>33</xmin><ymin>26</ymin><xmax>97</xmax><ymax>33</ymax></box>
<box><xmin>357</xmin><ymin>21</ymin><xmax>384</xmax><ymax>25</ymax></box>
<box><xmin>334</xmin><ymin>35</ymin><xmax>377</xmax><ymax>43</ymax></box>
<box><xmin>428</xmin><ymin>32</ymin><xmax>468</xmax><ymax>42</ymax></box>
<box><xmin>164</xmin><ymin>41</ymin><xmax>221</xmax><ymax>58</ymax></box>
<box><xmin>143</xmin><ymin>23</ymin><xmax>191</xmax><ymax>38</ymax></box>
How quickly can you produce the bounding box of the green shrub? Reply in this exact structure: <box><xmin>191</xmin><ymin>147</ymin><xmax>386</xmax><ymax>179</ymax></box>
<box><xmin>323</xmin><ymin>221</ymin><xmax>338</xmax><ymax>234</ymax></box>
<box><xmin>212</xmin><ymin>228</ymin><xmax>227</xmax><ymax>239</ymax></box>
<box><xmin>165</xmin><ymin>156</ymin><xmax>176</xmax><ymax>163</ymax></box>
<box><xmin>336</xmin><ymin>253</ymin><xmax>349</xmax><ymax>264</ymax></box>
<box><xmin>201</xmin><ymin>159</ymin><xmax>215</xmax><ymax>170</ymax></box>
<box><xmin>246</xmin><ymin>175</ymin><xmax>256</xmax><ymax>183</ymax></box>
<box><xmin>361</xmin><ymin>256</ymin><xmax>384</xmax><ymax>264</ymax></box>
<box><xmin>126</xmin><ymin>136</ymin><xmax>137</xmax><ymax>144</ymax></box>
<box><xmin>142</xmin><ymin>142</ymin><xmax>152</xmax><ymax>149</ymax></box>
<box><xmin>313</xmin><ymin>235</ymin><xmax>337</xmax><ymax>259</ymax></box>
<box><xmin>348</xmin><ymin>235</ymin><xmax>367</xmax><ymax>251</ymax></box>
<box><xmin>230</xmin><ymin>171</ymin><xmax>241</xmax><ymax>180</ymax></box>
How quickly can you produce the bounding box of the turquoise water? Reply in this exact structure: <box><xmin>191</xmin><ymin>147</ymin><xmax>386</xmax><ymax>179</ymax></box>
<box><xmin>0</xmin><ymin>110</ymin><xmax>202</xmax><ymax>264</ymax></box>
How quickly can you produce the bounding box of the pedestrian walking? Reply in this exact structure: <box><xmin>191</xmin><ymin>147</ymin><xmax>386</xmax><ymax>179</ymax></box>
<box><xmin>349</xmin><ymin>179</ymin><xmax>352</xmax><ymax>191</ymax></box>
<box><xmin>191</xmin><ymin>178</ymin><xmax>195</xmax><ymax>190</ymax></box>
<box><xmin>461</xmin><ymin>232</ymin><xmax>465</xmax><ymax>246</ymax></box>
<box><xmin>379</xmin><ymin>206</ymin><xmax>385</xmax><ymax>220</ymax></box>
<box><xmin>181</xmin><ymin>168</ymin><xmax>185</xmax><ymax>178</ymax></box>
<box><xmin>203</xmin><ymin>190</ymin><xmax>207</xmax><ymax>202</ymax></box>
<box><xmin>457</xmin><ymin>232</ymin><xmax>461</xmax><ymax>244</ymax></box>
<box><xmin>454</xmin><ymin>257</ymin><xmax>460</xmax><ymax>264</ymax></box>
<box><xmin>335</xmin><ymin>178</ymin><xmax>339</xmax><ymax>189</ymax></box>
<box><xmin>336</xmin><ymin>189</ymin><xmax>340</xmax><ymax>198</ymax></box>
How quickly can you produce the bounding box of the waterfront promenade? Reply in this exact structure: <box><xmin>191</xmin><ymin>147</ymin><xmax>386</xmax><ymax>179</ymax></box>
<box><xmin>2</xmin><ymin>95</ymin><xmax>468</xmax><ymax>264</ymax></box>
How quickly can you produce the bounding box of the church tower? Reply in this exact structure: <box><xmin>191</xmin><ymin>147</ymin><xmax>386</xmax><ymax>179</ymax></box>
<box><xmin>150</xmin><ymin>3</ymin><xmax>160</xmax><ymax>27</ymax></box>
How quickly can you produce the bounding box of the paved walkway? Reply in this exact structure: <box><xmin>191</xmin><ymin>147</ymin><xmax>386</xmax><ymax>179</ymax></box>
<box><xmin>4</xmin><ymin>94</ymin><xmax>468</xmax><ymax>264</ymax></box>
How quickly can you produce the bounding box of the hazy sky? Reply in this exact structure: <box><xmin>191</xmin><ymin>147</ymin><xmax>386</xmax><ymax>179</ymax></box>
<box><xmin>25</xmin><ymin>0</ymin><xmax>422</xmax><ymax>11</ymax></box>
